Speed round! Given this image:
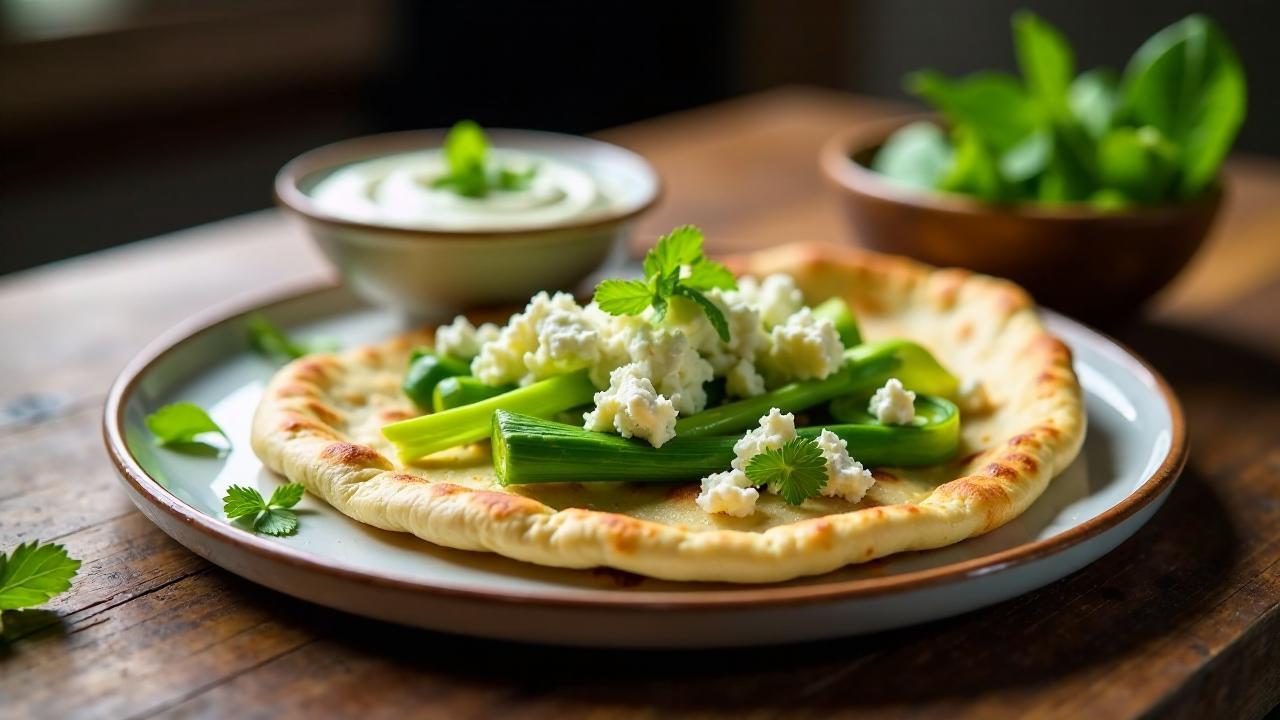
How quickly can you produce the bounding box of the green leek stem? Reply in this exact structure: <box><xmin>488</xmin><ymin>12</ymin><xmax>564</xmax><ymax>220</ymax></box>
<box><xmin>492</xmin><ymin>397</ymin><xmax>959</xmax><ymax>485</ymax></box>
<box><xmin>383</xmin><ymin>369</ymin><xmax>596</xmax><ymax>461</ymax></box>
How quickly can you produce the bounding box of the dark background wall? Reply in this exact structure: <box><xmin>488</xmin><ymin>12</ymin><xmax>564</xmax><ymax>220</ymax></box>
<box><xmin>1</xmin><ymin>0</ymin><xmax>1275</xmax><ymax>276</ymax></box>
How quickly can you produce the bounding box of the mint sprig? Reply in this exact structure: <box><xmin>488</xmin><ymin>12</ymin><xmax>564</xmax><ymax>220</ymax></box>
<box><xmin>431</xmin><ymin>120</ymin><xmax>537</xmax><ymax>198</ymax></box>
<box><xmin>594</xmin><ymin>225</ymin><xmax>736</xmax><ymax>341</ymax></box>
<box><xmin>222</xmin><ymin>483</ymin><xmax>306</xmax><ymax>536</ymax></box>
<box><xmin>744</xmin><ymin>437</ymin><xmax>828</xmax><ymax>506</ymax></box>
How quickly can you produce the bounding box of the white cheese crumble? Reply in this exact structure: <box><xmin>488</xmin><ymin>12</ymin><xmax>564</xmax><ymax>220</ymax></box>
<box><xmin>695</xmin><ymin>469</ymin><xmax>759</xmax><ymax>517</ymax></box>
<box><xmin>583</xmin><ymin>362</ymin><xmax>678</xmax><ymax>448</ymax></box>
<box><xmin>729</xmin><ymin>273</ymin><xmax>804</xmax><ymax>328</ymax></box>
<box><xmin>815</xmin><ymin>429</ymin><xmax>876</xmax><ymax>503</ymax></box>
<box><xmin>523</xmin><ymin>308</ymin><xmax>599</xmax><ymax>379</ymax></box>
<box><xmin>630</xmin><ymin>324</ymin><xmax>712</xmax><ymax>416</ymax></box>
<box><xmin>725</xmin><ymin>357</ymin><xmax>766</xmax><ymax>398</ymax></box>
<box><xmin>434</xmin><ymin>316</ymin><xmax>500</xmax><ymax>361</ymax></box>
<box><xmin>869</xmin><ymin>378</ymin><xmax>917</xmax><ymax>425</ymax></box>
<box><xmin>471</xmin><ymin>291</ymin><xmax>598</xmax><ymax>386</ymax></box>
<box><xmin>958</xmin><ymin>377</ymin><xmax>994</xmax><ymax>415</ymax></box>
<box><xmin>695</xmin><ymin>409</ymin><xmax>879</xmax><ymax>516</ymax></box>
<box><xmin>668</xmin><ymin>291</ymin><xmax>767</xmax><ymax>398</ymax></box>
<box><xmin>763</xmin><ymin>308</ymin><xmax>845</xmax><ymax>382</ymax></box>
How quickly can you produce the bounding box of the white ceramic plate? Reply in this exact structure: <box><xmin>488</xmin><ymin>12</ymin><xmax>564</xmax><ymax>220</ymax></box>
<box><xmin>104</xmin><ymin>283</ymin><xmax>1186</xmax><ymax>648</ymax></box>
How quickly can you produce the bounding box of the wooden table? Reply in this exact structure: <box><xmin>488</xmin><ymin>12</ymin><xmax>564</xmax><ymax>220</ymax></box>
<box><xmin>3</xmin><ymin>87</ymin><xmax>1279</xmax><ymax>720</ymax></box>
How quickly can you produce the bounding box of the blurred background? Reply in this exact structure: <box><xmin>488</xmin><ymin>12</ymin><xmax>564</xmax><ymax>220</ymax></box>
<box><xmin>2</xmin><ymin>0</ymin><xmax>1277</xmax><ymax>276</ymax></box>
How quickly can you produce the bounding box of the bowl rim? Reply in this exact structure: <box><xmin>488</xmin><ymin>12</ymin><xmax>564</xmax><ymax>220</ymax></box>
<box><xmin>274</xmin><ymin>127</ymin><xmax>663</xmax><ymax>240</ymax></box>
<box><xmin>819</xmin><ymin>113</ymin><xmax>1223</xmax><ymax>220</ymax></box>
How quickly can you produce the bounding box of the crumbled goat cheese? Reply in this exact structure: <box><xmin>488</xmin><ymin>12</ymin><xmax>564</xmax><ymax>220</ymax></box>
<box><xmin>695</xmin><ymin>469</ymin><xmax>759</xmax><ymax>517</ymax></box>
<box><xmin>958</xmin><ymin>378</ymin><xmax>994</xmax><ymax>415</ymax></box>
<box><xmin>764</xmin><ymin>308</ymin><xmax>845</xmax><ymax>382</ymax></box>
<box><xmin>729</xmin><ymin>273</ymin><xmax>805</xmax><ymax>328</ymax></box>
<box><xmin>434</xmin><ymin>316</ymin><xmax>501</xmax><ymax>361</ymax></box>
<box><xmin>523</xmin><ymin>308</ymin><xmax>599</xmax><ymax>379</ymax></box>
<box><xmin>583</xmin><ymin>307</ymin><xmax>713</xmax><ymax>417</ymax></box>
<box><xmin>471</xmin><ymin>292</ymin><xmax>598</xmax><ymax>385</ymax></box>
<box><xmin>583</xmin><ymin>362</ymin><xmax>678</xmax><ymax>448</ymax></box>
<box><xmin>725</xmin><ymin>357</ymin><xmax>766</xmax><ymax>398</ymax></box>
<box><xmin>730</xmin><ymin>407</ymin><xmax>798</xmax><ymax>470</ymax></box>
<box><xmin>669</xmin><ymin>292</ymin><xmax>767</xmax><ymax>397</ymax></box>
<box><xmin>815</xmin><ymin>429</ymin><xmax>876</xmax><ymax>503</ymax></box>
<box><xmin>869</xmin><ymin>378</ymin><xmax>917</xmax><ymax>425</ymax></box>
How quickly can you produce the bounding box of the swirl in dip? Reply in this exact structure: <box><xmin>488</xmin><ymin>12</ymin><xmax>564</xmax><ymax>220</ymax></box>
<box><xmin>308</xmin><ymin>150</ymin><xmax>610</xmax><ymax>231</ymax></box>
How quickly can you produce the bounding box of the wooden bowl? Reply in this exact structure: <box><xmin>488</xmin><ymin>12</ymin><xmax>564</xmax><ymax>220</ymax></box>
<box><xmin>820</xmin><ymin>116</ymin><xmax>1223</xmax><ymax>323</ymax></box>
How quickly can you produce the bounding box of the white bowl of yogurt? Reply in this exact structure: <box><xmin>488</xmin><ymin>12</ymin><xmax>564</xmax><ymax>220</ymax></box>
<box><xmin>275</xmin><ymin>128</ymin><xmax>661</xmax><ymax>317</ymax></box>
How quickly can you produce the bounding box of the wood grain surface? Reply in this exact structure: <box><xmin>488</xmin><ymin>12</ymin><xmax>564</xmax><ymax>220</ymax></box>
<box><xmin>1</xmin><ymin>87</ymin><xmax>1278</xmax><ymax>720</ymax></box>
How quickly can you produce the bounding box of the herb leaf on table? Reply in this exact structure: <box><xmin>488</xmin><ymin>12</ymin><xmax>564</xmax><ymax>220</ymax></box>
<box><xmin>0</xmin><ymin>542</ymin><xmax>80</xmax><ymax>616</ymax></box>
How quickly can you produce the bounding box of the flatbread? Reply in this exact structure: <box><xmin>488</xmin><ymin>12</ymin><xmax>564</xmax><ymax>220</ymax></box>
<box><xmin>250</xmin><ymin>243</ymin><xmax>1085</xmax><ymax>582</ymax></box>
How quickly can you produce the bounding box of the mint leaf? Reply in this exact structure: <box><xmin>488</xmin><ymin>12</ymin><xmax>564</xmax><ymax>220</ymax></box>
<box><xmin>643</xmin><ymin>225</ymin><xmax>704</xmax><ymax>279</ymax></box>
<box><xmin>594</xmin><ymin>279</ymin><xmax>653</xmax><ymax>316</ymax></box>
<box><xmin>0</xmin><ymin>542</ymin><xmax>80</xmax><ymax>612</ymax></box>
<box><xmin>682</xmin><ymin>259</ymin><xmax>737</xmax><ymax>291</ymax></box>
<box><xmin>675</xmin><ymin>286</ymin><xmax>730</xmax><ymax>342</ymax></box>
<box><xmin>223</xmin><ymin>483</ymin><xmax>305</xmax><ymax>536</ymax></box>
<box><xmin>909</xmin><ymin>70</ymin><xmax>1039</xmax><ymax>153</ymax></box>
<box><xmin>1070</xmin><ymin>68</ymin><xmax>1120</xmax><ymax>139</ymax></box>
<box><xmin>872</xmin><ymin>121</ymin><xmax>954</xmax><ymax>190</ymax></box>
<box><xmin>1122</xmin><ymin>14</ymin><xmax>1245</xmax><ymax>196</ymax></box>
<box><xmin>443</xmin><ymin>120</ymin><xmax>489</xmax><ymax>178</ymax></box>
<box><xmin>496</xmin><ymin>165</ymin><xmax>537</xmax><ymax>191</ymax></box>
<box><xmin>146</xmin><ymin>403</ymin><xmax>228</xmax><ymax>452</ymax></box>
<box><xmin>432</xmin><ymin>120</ymin><xmax>541</xmax><ymax>198</ymax></box>
<box><xmin>1012</xmin><ymin>11</ymin><xmax>1074</xmax><ymax>107</ymax></box>
<box><xmin>744</xmin><ymin>437</ymin><xmax>828</xmax><ymax>506</ymax></box>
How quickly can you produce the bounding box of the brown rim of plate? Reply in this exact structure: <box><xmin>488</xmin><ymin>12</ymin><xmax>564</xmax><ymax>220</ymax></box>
<box><xmin>819</xmin><ymin>113</ymin><xmax>1223</xmax><ymax>220</ymax></box>
<box><xmin>273</xmin><ymin>128</ymin><xmax>664</xmax><ymax>240</ymax></box>
<box><xmin>103</xmin><ymin>281</ymin><xmax>1187</xmax><ymax>612</ymax></box>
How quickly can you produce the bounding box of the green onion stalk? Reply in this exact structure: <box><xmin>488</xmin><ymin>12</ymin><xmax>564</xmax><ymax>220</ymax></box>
<box><xmin>491</xmin><ymin>396</ymin><xmax>960</xmax><ymax>485</ymax></box>
<box><xmin>382</xmin><ymin>369</ymin><xmax>596</xmax><ymax>462</ymax></box>
<box><xmin>674</xmin><ymin>339</ymin><xmax>958</xmax><ymax>438</ymax></box>
<box><xmin>384</xmin><ymin>339</ymin><xmax>956</xmax><ymax>463</ymax></box>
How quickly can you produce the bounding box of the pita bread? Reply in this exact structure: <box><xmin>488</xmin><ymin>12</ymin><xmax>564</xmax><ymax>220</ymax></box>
<box><xmin>250</xmin><ymin>243</ymin><xmax>1085</xmax><ymax>583</ymax></box>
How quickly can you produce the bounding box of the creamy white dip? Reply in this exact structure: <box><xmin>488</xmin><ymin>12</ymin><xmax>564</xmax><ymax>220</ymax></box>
<box><xmin>308</xmin><ymin>149</ymin><xmax>609</xmax><ymax>231</ymax></box>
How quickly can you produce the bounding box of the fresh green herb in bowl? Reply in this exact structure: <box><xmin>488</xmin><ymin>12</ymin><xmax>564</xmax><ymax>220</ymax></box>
<box><xmin>820</xmin><ymin>13</ymin><xmax>1243</xmax><ymax>322</ymax></box>
<box><xmin>872</xmin><ymin>12</ymin><xmax>1246</xmax><ymax>209</ymax></box>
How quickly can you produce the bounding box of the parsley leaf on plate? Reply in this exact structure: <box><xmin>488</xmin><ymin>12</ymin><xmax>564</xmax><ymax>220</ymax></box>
<box><xmin>247</xmin><ymin>313</ymin><xmax>340</xmax><ymax>363</ymax></box>
<box><xmin>744</xmin><ymin>437</ymin><xmax>828</xmax><ymax>506</ymax></box>
<box><xmin>145</xmin><ymin>402</ymin><xmax>228</xmax><ymax>455</ymax></box>
<box><xmin>0</xmin><ymin>541</ymin><xmax>80</xmax><ymax>629</ymax></box>
<box><xmin>222</xmin><ymin>483</ymin><xmax>305</xmax><ymax>536</ymax></box>
<box><xmin>594</xmin><ymin>225</ymin><xmax>736</xmax><ymax>342</ymax></box>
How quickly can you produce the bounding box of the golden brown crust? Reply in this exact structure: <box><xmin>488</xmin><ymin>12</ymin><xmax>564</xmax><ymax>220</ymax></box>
<box><xmin>250</xmin><ymin>243</ymin><xmax>1086</xmax><ymax>583</ymax></box>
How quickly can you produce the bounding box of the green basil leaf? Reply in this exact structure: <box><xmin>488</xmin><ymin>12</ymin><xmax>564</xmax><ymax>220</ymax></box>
<box><xmin>909</xmin><ymin>70</ymin><xmax>1040</xmax><ymax>152</ymax></box>
<box><xmin>872</xmin><ymin>122</ymin><xmax>954</xmax><ymax>190</ymax></box>
<box><xmin>1069</xmin><ymin>68</ymin><xmax>1120</xmax><ymax>139</ymax></box>
<box><xmin>1121</xmin><ymin>14</ymin><xmax>1246</xmax><ymax>196</ymax></box>
<box><xmin>940</xmin><ymin>126</ymin><xmax>1005</xmax><ymax>202</ymax></box>
<box><xmin>1012</xmin><ymin>11</ymin><xmax>1075</xmax><ymax>108</ymax></box>
<box><xmin>999</xmin><ymin>129</ymin><xmax>1053</xmax><ymax>184</ymax></box>
<box><xmin>1097</xmin><ymin>126</ymin><xmax>1180</xmax><ymax>203</ymax></box>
